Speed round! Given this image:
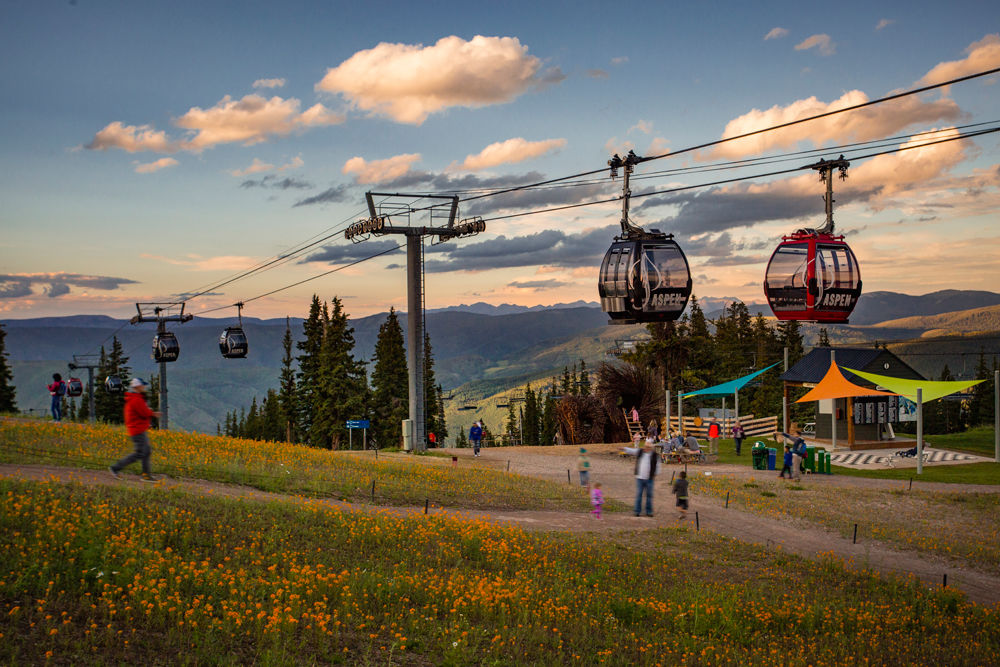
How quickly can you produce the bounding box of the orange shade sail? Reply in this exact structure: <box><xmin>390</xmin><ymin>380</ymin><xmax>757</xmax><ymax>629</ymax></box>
<box><xmin>795</xmin><ymin>361</ymin><xmax>898</xmax><ymax>403</ymax></box>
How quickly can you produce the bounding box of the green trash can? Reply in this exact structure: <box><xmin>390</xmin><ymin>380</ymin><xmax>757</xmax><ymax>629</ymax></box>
<box><xmin>812</xmin><ymin>448</ymin><xmax>825</xmax><ymax>474</ymax></box>
<box><xmin>805</xmin><ymin>446</ymin><xmax>816</xmax><ymax>472</ymax></box>
<box><xmin>824</xmin><ymin>452</ymin><xmax>832</xmax><ymax>474</ymax></box>
<box><xmin>751</xmin><ymin>443</ymin><xmax>768</xmax><ymax>470</ymax></box>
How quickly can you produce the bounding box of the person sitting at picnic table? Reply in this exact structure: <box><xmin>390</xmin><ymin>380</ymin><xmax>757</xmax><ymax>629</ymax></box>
<box><xmin>682</xmin><ymin>434</ymin><xmax>701</xmax><ymax>453</ymax></box>
<box><xmin>663</xmin><ymin>432</ymin><xmax>683</xmax><ymax>453</ymax></box>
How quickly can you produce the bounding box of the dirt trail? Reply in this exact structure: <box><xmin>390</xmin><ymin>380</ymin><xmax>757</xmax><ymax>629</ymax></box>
<box><xmin>2</xmin><ymin>453</ymin><xmax>999</xmax><ymax>607</ymax></box>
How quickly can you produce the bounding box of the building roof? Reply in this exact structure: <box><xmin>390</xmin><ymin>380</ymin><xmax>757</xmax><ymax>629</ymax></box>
<box><xmin>780</xmin><ymin>347</ymin><xmax>924</xmax><ymax>384</ymax></box>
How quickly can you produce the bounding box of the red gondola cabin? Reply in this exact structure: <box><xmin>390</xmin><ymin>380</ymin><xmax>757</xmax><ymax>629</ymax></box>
<box><xmin>763</xmin><ymin>230</ymin><xmax>861</xmax><ymax>323</ymax></box>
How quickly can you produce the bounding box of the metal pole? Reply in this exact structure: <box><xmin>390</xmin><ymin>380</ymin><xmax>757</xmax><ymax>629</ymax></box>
<box><xmin>87</xmin><ymin>367</ymin><xmax>95</xmax><ymax>424</ymax></box>
<box><xmin>734</xmin><ymin>390</ymin><xmax>739</xmax><ymax>422</ymax></box>
<box><xmin>406</xmin><ymin>234</ymin><xmax>425</xmax><ymax>452</ymax></box>
<box><xmin>995</xmin><ymin>370</ymin><xmax>999</xmax><ymax>463</ymax></box>
<box><xmin>830</xmin><ymin>350</ymin><xmax>836</xmax><ymax>450</ymax></box>
<box><xmin>678</xmin><ymin>391</ymin><xmax>684</xmax><ymax>436</ymax></box>
<box><xmin>782</xmin><ymin>346</ymin><xmax>789</xmax><ymax>434</ymax></box>
<box><xmin>159</xmin><ymin>359</ymin><xmax>168</xmax><ymax>430</ymax></box>
<box><xmin>916</xmin><ymin>387</ymin><xmax>924</xmax><ymax>475</ymax></box>
<box><xmin>665</xmin><ymin>390</ymin><xmax>671</xmax><ymax>436</ymax></box>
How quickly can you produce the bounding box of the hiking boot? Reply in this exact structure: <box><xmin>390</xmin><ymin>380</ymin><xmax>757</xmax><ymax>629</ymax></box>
<box><xmin>109</xmin><ymin>467</ymin><xmax>123</xmax><ymax>480</ymax></box>
<box><xmin>139</xmin><ymin>474</ymin><xmax>157</xmax><ymax>482</ymax></box>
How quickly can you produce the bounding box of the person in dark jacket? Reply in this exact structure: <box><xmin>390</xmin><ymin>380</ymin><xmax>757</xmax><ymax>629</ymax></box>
<box><xmin>622</xmin><ymin>440</ymin><xmax>659</xmax><ymax>517</ymax></box>
<box><xmin>469</xmin><ymin>421</ymin><xmax>483</xmax><ymax>457</ymax></box>
<box><xmin>672</xmin><ymin>470</ymin><xmax>689</xmax><ymax>519</ymax></box>
<box><xmin>731</xmin><ymin>420</ymin><xmax>745</xmax><ymax>455</ymax></box>
<box><xmin>47</xmin><ymin>373</ymin><xmax>66</xmax><ymax>421</ymax></box>
<box><xmin>109</xmin><ymin>378</ymin><xmax>162</xmax><ymax>481</ymax></box>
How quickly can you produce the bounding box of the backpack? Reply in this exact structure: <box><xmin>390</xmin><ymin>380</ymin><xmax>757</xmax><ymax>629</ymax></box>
<box><xmin>55</xmin><ymin>381</ymin><xmax>66</xmax><ymax>396</ymax></box>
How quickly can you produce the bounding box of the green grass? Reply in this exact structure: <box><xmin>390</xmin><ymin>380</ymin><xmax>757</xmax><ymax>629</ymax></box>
<box><xmin>916</xmin><ymin>425</ymin><xmax>1000</xmax><ymax>457</ymax></box>
<box><xmin>3</xmin><ymin>478</ymin><xmax>998</xmax><ymax>666</ymax></box>
<box><xmin>833</xmin><ymin>461</ymin><xmax>1000</xmax><ymax>485</ymax></box>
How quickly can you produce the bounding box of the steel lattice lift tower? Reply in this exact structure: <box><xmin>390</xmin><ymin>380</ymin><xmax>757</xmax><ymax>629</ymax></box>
<box><xmin>130</xmin><ymin>302</ymin><xmax>192</xmax><ymax>430</ymax></box>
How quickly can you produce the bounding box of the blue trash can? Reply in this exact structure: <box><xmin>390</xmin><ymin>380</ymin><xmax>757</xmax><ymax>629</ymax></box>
<box><xmin>767</xmin><ymin>448</ymin><xmax>776</xmax><ymax>471</ymax></box>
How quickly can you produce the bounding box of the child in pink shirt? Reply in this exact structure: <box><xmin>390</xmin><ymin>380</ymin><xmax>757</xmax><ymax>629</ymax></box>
<box><xmin>590</xmin><ymin>482</ymin><xmax>604</xmax><ymax>519</ymax></box>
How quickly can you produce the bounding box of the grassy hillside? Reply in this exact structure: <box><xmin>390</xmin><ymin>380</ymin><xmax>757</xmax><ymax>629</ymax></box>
<box><xmin>873</xmin><ymin>304</ymin><xmax>1000</xmax><ymax>334</ymax></box>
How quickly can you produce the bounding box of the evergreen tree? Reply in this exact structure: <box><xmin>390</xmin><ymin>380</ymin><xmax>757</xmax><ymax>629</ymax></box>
<box><xmin>540</xmin><ymin>391</ymin><xmax>557</xmax><ymax>446</ymax></box>
<box><xmin>570</xmin><ymin>366</ymin><xmax>579</xmax><ymax>395</ymax></box>
<box><xmin>578</xmin><ymin>360</ymin><xmax>591</xmax><ymax>396</ymax></box>
<box><xmin>504</xmin><ymin>401</ymin><xmax>518</xmax><ymax>444</ymax></box>
<box><xmin>261</xmin><ymin>389</ymin><xmax>284</xmax><ymax>442</ymax></box>
<box><xmin>434</xmin><ymin>384</ymin><xmax>448</xmax><ymax>442</ymax></box>
<box><xmin>370</xmin><ymin>307</ymin><xmax>409</xmax><ymax>449</ymax></box>
<box><xmin>148</xmin><ymin>373</ymin><xmax>160</xmax><ymax>429</ymax></box>
<box><xmin>522</xmin><ymin>385</ymin><xmax>540</xmax><ymax>447</ymax></box>
<box><xmin>0</xmin><ymin>324</ymin><xmax>16</xmax><ymax>413</ymax></box>
<box><xmin>967</xmin><ymin>352</ymin><xmax>996</xmax><ymax>427</ymax></box>
<box><xmin>310</xmin><ymin>297</ymin><xmax>368</xmax><ymax>449</ymax></box>
<box><xmin>423</xmin><ymin>331</ymin><xmax>443</xmax><ymax>442</ymax></box>
<box><xmin>296</xmin><ymin>296</ymin><xmax>325</xmax><ymax>441</ymax></box>
<box><xmin>817</xmin><ymin>328</ymin><xmax>831</xmax><ymax>347</ymax></box>
<box><xmin>456</xmin><ymin>428</ymin><xmax>469</xmax><ymax>448</ymax></box>
<box><xmin>278</xmin><ymin>317</ymin><xmax>297</xmax><ymax>442</ymax></box>
<box><xmin>561</xmin><ymin>366</ymin><xmax>572</xmax><ymax>395</ymax></box>
<box><xmin>95</xmin><ymin>337</ymin><xmax>131</xmax><ymax>423</ymax></box>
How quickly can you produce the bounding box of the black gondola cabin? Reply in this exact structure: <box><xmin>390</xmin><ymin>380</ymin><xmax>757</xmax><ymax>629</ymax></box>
<box><xmin>152</xmin><ymin>332</ymin><xmax>180</xmax><ymax>363</ymax></box>
<box><xmin>600</xmin><ymin>236</ymin><xmax>692</xmax><ymax>324</ymax></box>
<box><xmin>763</xmin><ymin>230</ymin><xmax>861</xmax><ymax>323</ymax></box>
<box><xmin>219</xmin><ymin>327</ymin><xmax>249</xmax><ymax>359</ymax></box>
<box><xmin>104</xmin><ymin>375</ymin><xmax>123</xmax><ymax>393</ymax></box>
<box><xmin>66</xmin><ymin>377</ymin><xmax>84</xmax><ymax>397</ymax></box>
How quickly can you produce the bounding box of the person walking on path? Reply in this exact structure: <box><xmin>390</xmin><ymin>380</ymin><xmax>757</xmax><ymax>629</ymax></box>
<box><xmin>109</xmin><ymin>378</ymin><xmax>161</xmax><ymax>481</ymax></box>
<box><xmin>47</xmin><ymin>373</ymin><xmax>66</xmax><ymax>422</ymax></box>
<box><xmin>469</xmin><ymin>421</ymin><xmax>483</xmax><ymax>457</ymax></box>
<box><xmin>707</xmin><ymin>418</ymin><xmax>720</xmax><ymax>454</ymax></box>
<box><xmin>731</xmin><ymin>420</ymin><xmax>745</xmax><ymax>455</ymax></box>
<box><xmin>672</xmin><ymin>470</ymin><xmax>689</xmax><ymax>520</ymax></box>
<box><xmin>622</xmin><ymin>440</ymin><xmax>659</xmax><ymax>517</ymax></box>
<box><xmin>577</xmin><ymin>447</ymin><xmax>591</xmax><ymax>490</ymax></box>
<box><xmin>590</xmin><ymin>482</ymin><xmax>604</xmax><ymax>519</ymax></box>
<box><xmin>779</xmin><ymin>445</ymin><xmax>794</xmax><ymax>479</ymax></box>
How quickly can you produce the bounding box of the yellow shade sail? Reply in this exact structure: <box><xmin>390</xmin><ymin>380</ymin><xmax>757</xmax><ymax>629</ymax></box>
<box><xmin>842</xmin><ymin>367</ymin><xmax>984</xmax><ymax>404</ymax></box>
<box><xmin>795</xmin><ymin>361</ymin><xmax>897</xmax><ymax>403</ymax></box>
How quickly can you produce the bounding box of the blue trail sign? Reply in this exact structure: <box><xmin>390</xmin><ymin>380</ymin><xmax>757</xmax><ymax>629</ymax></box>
<box><xmin>346</xmin><ymin>420</ymin><xmax>370</xmax><ymax>429</ymax></box>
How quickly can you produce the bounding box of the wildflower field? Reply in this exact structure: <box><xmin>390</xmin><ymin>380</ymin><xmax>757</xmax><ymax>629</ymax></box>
<box><xmin>3</xmin><ymin>479</ymin><xmax>999</xmax><ymax>666</ymax></box>
<box><xmin>696</xmin><ymin>474</ymin><xmax>1000</xmax><ymax>573</ymax></box>
<box><xmin>0</xmin><ymin>420</ymin><xmax>593</xmax><ymax>511</ymax></box>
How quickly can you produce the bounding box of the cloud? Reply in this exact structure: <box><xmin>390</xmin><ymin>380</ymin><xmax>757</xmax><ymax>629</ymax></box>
<box><xmin>875</xmin><ymin>19</ymin><xmax>894</xmax><ymax>31</ymax></box>
<box><xmin>86</xmin><ymin>95</ymin><xmax>343</xmax><ymax>154</ymax></box>
<box><xmin>253</xmin><ymin>78</ymin><xmax>286</xmax><ymax>89</ymax></box>
<box><xmin>175</xmin><ymin>94</ymin><xmax>343</xmax><ymax>150</ymax></box>
<box><xmin>292</xmin><ymin>184</ymin><xmax>353</xmax><ymax>207</ymax></box>
<box><xmin>134</xmin><ymin>157</ymin><xmax>178</xmax><ymax>174</ymax></box>
<box><xmin>705</xmin><ymin>89</ymin><xmax>961</xmax><ymax>159</ymax></box>
<box><xmin>85</xmin><ymin>122</ymin><xmax>177</xmax><ymax>153</ymax></box>
<box><xmin>342</xmin><ymin>153</ymin><xmax>421</xmax><ymax>184</ymax></box>
<box><xmin>918</xmin><ymin>34</ymin><xmax>1000</xmax><ymax>87</ymax></box>
<box><xmin>240</xmin><ymin>174</ymin><xmax>312</xmax><ymax>190</ymax></box>
<box><xmin>764</xmin><ymin>27</ymin><xmax>788</xmax><ymax>41</ymax></box>
<box><xmin>139</xmin><ymin>254</ymin><xmax>259</xmax><ymax>272</ymax></box>
<box><xmin>630</xmin><ymin>120</ymin><xmax>653</xmax><ymax>135</ymax></box>
<box><xmin>795</xmin><ymin>34</ymin><xmax>835</xmax><ymax>56</ymax></box>
<box><xmin>508</xmin><ymin>279</ymin><xmax>570</xmax><ymax>290</ymax></box>
<box><xmin>586</xmin><ymin>69</ymin><xmax>609</xmax><ymax>79</ymax></box>
<box><xmin>451</xmin><ymin>137</ymin><xmax>566</xmax><ymax>171</ymax></box>
<box><xmin>611</xmin><ymin>56</ymin><xmax>629</xmax><ymax>65</ymax></box>
<box><xmin>315</xmin><ymin>35</ymin><xmax>559</xmax><ymax>124</ymax></box>
<box><xmin>230</xmin><ymin>157</ymin><xmax>274</xmax><ymax>176</ymax></box>
<box><xmin>302</xmin><ymin>239</ymin><xmax>402</xmax><ymax>264</ymax></box>
<box><xmin>0</xmin><ymin>272</ymin><xmax>138</xmax><ymax>299</ymax></box>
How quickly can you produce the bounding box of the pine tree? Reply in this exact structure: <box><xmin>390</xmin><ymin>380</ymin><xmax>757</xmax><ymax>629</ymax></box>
<box><xmin>540</xmin><ymin>391</ymin><xmax>557</xmax><ymax>446</ymax></box>
<box><xmin>311</xmin><ymin>297</ymin><xmax>368</xmax><ymax>449</ymax></box>
<box><xmin>504</xmin><ymin>401</ymin><xmax>518</xmax><ymax>444</ymax></box>
<box><xmin>967</xmin><ymin>352</ymin><xmax>996</xmax><ymax>427</ymax></box>
<box><xmin>434</xmin><ymin>384</ymin><xmax>448</xmax><ymax>442</ymax></box>
<box><xmin>370</xmin><ymin>307</ymin><xmax>409</xmax><ymax>449</ymax></box>
<box><xmin>0</xmin><ymin>324</ymin><xmax>17</xmax><ymax>413</ymax></box>
<box><xmin>95</xmin><ymin>337</ymin><xmax>131</xmax><ymax>423</ymax></box>
<box><xmin>522</xmin><ymin>385</ymin><xmax>540</xmax><ymax>446</ymax></box>
<box><xmin>278</xmin><ymin>317</ymin><xmax>297</xmax><ymax>442</ymax></box>
<box><xmin>456</xmin><ymin>428</ymin><xmax>469</xmax><ymax>448</ymax></box>
<box><xmin>817</xmin><ymin>328</ymin><xmax>831</xmax><ymax>347</ymax></box>
<box><xmin>578</xmin><ymin>360</ymin><xmax>591</xmax><ymax>396</ymax></box>
<box><xmin>561</xmin><ymin>366</ymin><xmax>572</xmax><ymax>395</ymax></box>
<box><xmin>296</xmin><ymin>296</ymin><xmax>325</xmax><ymax>442</ymax></box>
<box><xmin>423</xmin><ymin>331</ymin><xmax>443</xmax><ymax>442</ymax></box>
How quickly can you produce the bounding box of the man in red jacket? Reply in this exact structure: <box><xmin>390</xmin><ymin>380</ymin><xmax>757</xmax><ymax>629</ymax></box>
<box><xmin>109</xmin><ymin>378</ymin><xmax>161</xmax><ymax>481</ymax></box>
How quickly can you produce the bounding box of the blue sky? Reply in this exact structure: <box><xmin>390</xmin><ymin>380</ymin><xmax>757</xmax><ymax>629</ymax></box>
<box><xmin>2</xmin><ymin>0</ymin><xmax>999</xmax><ymax>320</ymax></box>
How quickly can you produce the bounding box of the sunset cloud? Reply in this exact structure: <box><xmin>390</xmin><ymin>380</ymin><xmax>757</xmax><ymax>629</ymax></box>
<box><xmin>342</xmin><ymin>153</ymin><xmax>422</xmax><ymax>184</ymax></box>
<box><xmin>134</xmin><ymin>157</ymin><xmax>178</xmax><ymax>174</ymax></box>
<box><xmin>918</xmin><ymin>34</ymin><xmax>1000</xmax><ymax>86</ymax></box>
<box><xmin>795</xmin><ymin>34</ymin><xmax>835</xmax><ymax>56</ymax></box>
<box><xmin>451</xmin><ymin>137</ymin><xmax>566</xmax><ymax>171</ymax></box>
<box><xmin>764</xmin><ymin>27</ymin><xmax>788</xmax><ymax>41</ymax></box>
<box><xmin>86</xmin><ymin>95</ymin><xmax>343</xmax><ymax>154</ymax></box>
<box><xmin>315</xmin><ymin>35</ymin><xmax>561</xmax><ymax>124</ymax></box>
<box><xmin>139</xmin><ymin>253</ymin><xmax>259</xmax><ymax>272</ymax></box>
<box><xmin>875</xmin><ymin>19</ymin><xmax>894</xmax><ymax>31</ymax></box>
<box><xmin>705</xmin><ymin>90</ymin><xmax>961</xmax><ymax>159</ymax></box>
<box><xmin>230</xmin><ymin>155</ymin><xmax>303</xmax><ymax>177</ymax></box>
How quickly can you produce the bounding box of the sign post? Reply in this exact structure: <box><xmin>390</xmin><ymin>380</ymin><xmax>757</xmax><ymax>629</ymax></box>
<box><xmin>346</xmin><ymin>420</ymin><xmax>371</xmax><ymax>451</ymax></box>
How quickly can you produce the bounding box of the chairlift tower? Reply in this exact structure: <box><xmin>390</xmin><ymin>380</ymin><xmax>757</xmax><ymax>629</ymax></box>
<box><xmin>345</xmin><ymin>192</ymin><xmax>486</xmax><ymax>451</ymax></box>
<box><xmin>67</xmin><ymin>353</ymin><xmax>100</xmax><ymax>423</ymax></box>
<box><xmin>130</xmin><ymin>303</ymin><xmax>192</xmax><ymax>430</ymax></box>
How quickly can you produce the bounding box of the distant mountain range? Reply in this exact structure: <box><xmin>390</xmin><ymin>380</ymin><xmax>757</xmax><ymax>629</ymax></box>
<box><xmin>4</xmin><ymin>289</ymin><xmax>998</xmax><ymax>435</ymax></box>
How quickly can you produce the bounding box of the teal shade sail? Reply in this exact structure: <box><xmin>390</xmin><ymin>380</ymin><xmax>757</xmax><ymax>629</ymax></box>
<box><xmin>682</xmin><ymin>362</ymin><xmax>781</xmax><ymax>398</ymax></box>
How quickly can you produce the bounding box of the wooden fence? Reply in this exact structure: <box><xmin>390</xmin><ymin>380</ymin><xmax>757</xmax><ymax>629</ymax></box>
<box><xmin>666</xmin><ymin>415</ymin><xmax>778</xmax><ymax>440</ymax></box>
